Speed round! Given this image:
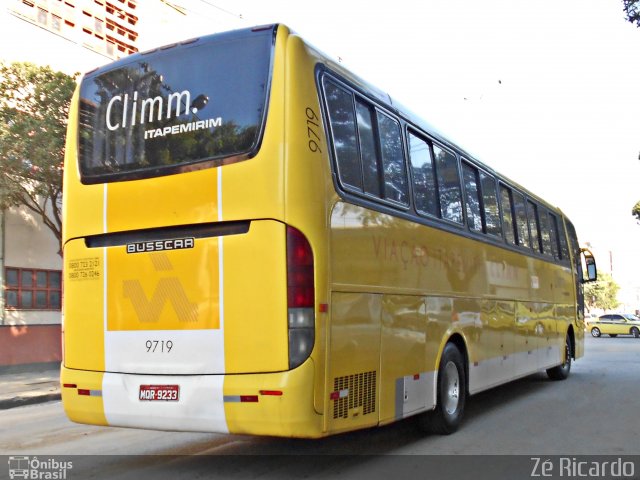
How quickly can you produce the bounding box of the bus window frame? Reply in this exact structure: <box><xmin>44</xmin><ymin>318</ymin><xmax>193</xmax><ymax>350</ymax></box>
<box><xmin>320</xmin><ymin>72</ymin><xmax>413</xmax><ymax>214</ymax></box>
<box><xmin>77</xmin><ymin>26</ymin><xmax>278</xmax><ymax>185</ymax></box>
<box><xmin>318</xmin><ymin>67</ymin><xmax>572</xmax><ymax>268</ymax></box>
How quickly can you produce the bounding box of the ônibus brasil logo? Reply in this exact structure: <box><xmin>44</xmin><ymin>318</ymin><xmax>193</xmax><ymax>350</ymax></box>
<box><xmin>8</xmin><ymin>456</ymin><xmax>73</xmax><ymax>479</ymax></box>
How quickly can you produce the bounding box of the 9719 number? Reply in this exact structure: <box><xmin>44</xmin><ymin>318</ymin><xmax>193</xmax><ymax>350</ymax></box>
<box><xmin>146</xmin><ymin>340</ymin><xmax>173</xmax><ymax>353</ymax></box>
<box><xmin>305</xmin><ymin>107</ymin><xmax>322</xmax><ymax>153</ymax></box>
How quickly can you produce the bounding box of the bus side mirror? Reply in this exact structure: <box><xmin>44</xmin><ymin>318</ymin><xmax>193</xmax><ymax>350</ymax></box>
<box><xmin>580</xmin><ymin>248</ymin><xmax>597</xmax><ymax>283</ymax></box>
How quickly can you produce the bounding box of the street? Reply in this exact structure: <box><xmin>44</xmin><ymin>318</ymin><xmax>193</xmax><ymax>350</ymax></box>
<box><xmin>1</xmin><ymin>336</ymin><xmax>639</xmax><ymax>478</ymax></box>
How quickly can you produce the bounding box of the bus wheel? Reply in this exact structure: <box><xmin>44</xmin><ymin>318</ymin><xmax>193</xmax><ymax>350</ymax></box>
<box><xmin>631</xmin><ymin>327</ymin><xmax>640</xmax><ymax>338</ymax></box>
<box><xmin>547</xmin><ymin>334</ymin><xmax>572</xmax><ymax>381</ymax></box>
<box><xmin>419</xmin><ymin>342</ymin><xmax>466</xmax><ymax>435</ymax></box>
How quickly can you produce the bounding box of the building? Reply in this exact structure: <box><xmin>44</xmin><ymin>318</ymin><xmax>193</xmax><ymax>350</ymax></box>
<box><xmin>0</xmin><ymin>0</ymin><xmax>237</xmax><ymax>366</ymax></box>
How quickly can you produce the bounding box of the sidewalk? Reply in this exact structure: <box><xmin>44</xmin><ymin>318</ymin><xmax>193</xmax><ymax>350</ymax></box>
<box><xmin>0</xmin><ymin>362</ymin><xmax>61</xmax><ymax>410</ymax></box>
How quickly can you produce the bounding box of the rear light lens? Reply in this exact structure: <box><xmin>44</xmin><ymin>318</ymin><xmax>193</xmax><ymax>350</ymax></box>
<box><xmin>286</xmin><ymin>227</ymin><xmax>315</xmax><ymax>369</ymax></box>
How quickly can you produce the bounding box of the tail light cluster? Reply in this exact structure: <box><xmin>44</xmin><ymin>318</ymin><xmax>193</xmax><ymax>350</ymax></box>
<box><xmin>286</xmin><ymin>226</ymin><xmax>315</xmax><ymax>369</ymax></box>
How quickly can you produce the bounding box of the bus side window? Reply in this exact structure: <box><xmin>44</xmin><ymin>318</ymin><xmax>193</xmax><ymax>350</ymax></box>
<box><xmin>558</xmin><ymin>220</ymin><xmax>570</xmax><ymax>261</ymax></box>
<box><xmin>500</xmin><ymin>185</ymin><xmax>516</xmax><ymax>245</ymax></box>
<box><xmin>408</xmin><ymin>132</ymin><xmax>438</xmax><ymax>217</ymax></box>
<box><xmin>526</xmin><ymin>200</ymin><xmax>542</xmax><ymax>253</ymax></box>
<box><xmin>376</xmin><ymin>111</ymin><xmax>408</xmax><ymax>205</ymax></box>
<box><xmin>355</xmin><ymin>100</ymin><xmax>381</xmax><ymax>198</ymax></box>
<box><xmin>548</xmin><ymin>212</ymin><xmax>561</xmax><ymax>260</ymax></box>
<box><xmin>462</xmin><ymin>161</ymin><xmax>482</xmax><ymax>232</ymax></box>
<box><xmin>512</xmin><ymin>191</ymin><xmax>530</xmax><ymax>248</ymax></box>
<box><xmin>539</xmin><ymin>209</ymin><xmax>553</xmax><ymax>257</ymax></box>
<box><xmin>433</xmin><ymin>144</ymin><xmax>463</xmax><ymax>224</ymax></box>
<box><xmin>480</xmin><ymin>172</ymin><xmax>501</xmax><ymax>237</ymax></box>
<box><xmin>324</xmin><ymin>80</ymin><xmax>362</xmax><ymax>191</ymax></box>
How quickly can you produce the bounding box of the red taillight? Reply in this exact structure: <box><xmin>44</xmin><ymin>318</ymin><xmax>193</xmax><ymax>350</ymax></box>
<box><xmin>286</xmin><ymin>227</ymin><xmax>314</xmax><ymax>309</ymax></box>
<box><xmin>259</xmin><ymin>390</ymin><xmax>283</xmax><ymax>396</ymax></box>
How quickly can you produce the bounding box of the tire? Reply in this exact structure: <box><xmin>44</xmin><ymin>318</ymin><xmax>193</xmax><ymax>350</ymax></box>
<box><xmin>609</xmin><ymin>334</ymin><xmax>618</xmax><ymax>338</ymax></box>
<box><xmin>591</xmin><ymin>327</ymin><xmax>601</xmax><ymax>338</ymax></box>
<box><xmin>631</xmin><ymin>327</ymin><xmax>640</xmax><ymax>338</ymax></box>
<box><xmin>547</xmin><ymin>334</ymin><xmax>572</xmax><ymax>381</ymax></box>
<box><xmin>418</xmin><ymin>343</ymin><xmax>466</xmax><ymax>435</ymax></box>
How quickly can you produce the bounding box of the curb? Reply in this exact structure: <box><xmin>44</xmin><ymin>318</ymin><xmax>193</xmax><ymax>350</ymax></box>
<box><xmin>0</xmin><ymin>393</ymin><xmax>61</xmax><ymax>410</ymax></box>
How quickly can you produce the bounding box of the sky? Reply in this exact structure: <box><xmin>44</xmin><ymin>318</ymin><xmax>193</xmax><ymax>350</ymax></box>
<box><xmin>4</xmin><ymin>0</ymin><xmax>638</xmax><ymax>304</ymax></box>
<box><xmin>171</xmin><ymin>0</ymin><xmax>640</xmax><ymax>302</ymax></box>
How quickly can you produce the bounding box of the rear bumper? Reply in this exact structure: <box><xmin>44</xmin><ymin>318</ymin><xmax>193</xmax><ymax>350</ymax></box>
<box><xmin>61</xmin><ymin>359</ymin><xmax>324</xmax><ymax>438</ymax></box>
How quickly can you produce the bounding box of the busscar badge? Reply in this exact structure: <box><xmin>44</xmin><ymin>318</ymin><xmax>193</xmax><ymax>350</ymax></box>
<box><xmin>126</xmin><ymin>237</ymin><xmax>195</xmax><ymax>254</ymax></box>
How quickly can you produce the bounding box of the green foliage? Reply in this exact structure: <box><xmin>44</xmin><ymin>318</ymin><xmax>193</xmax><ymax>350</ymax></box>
<box><xmin>585</xmin><ymin>272</ymin><xmax>621</xmax><ymax>312</ymax></box>
<box><xmin>633</xmin><ymin>200</ymin><xmax>640</xmax><ymax>223</ymax></box>
<box><xmin>623</xmin><ymin>0</ymin><xmax>640</xmax><ymax>27</ymax></box>
<box><xmin>0</xmin><ymin>61</ymin><xmax>76</xmax><ymax>256</ymax></box>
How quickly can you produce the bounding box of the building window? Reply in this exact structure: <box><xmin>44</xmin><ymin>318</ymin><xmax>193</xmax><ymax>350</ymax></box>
<box><xmin>37</xmin><ymin>7</ymin><xmax>49</xmax><ymax>25</ymax></box>
<box><xmin>51</xmin><ymin>14</ymin><xmax>62</xmax><ymax>31</ymax></box>
<box><xmin>4</xmin><ymin>267</ymin><xmax>62</xmax><ymax>310</ymax></box>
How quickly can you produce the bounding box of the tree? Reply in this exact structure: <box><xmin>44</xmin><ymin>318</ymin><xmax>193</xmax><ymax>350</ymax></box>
<box><xmin>0</xmin><ymin>62</ymin><xmax>76</xmax><ymax>256</ymax></box>
<box><xmin>584</xmin><ymin>272</ymin><xmax>621</xmax><ymax>312</ymax></box>
<box><xmin>623</xmin><ymin>0</ymin><xmax>640</xmax><ymax>27</ymax></box>
<box><xmin>633</xmin><ymin>200</ymin><xmax>640</xmax><ymax>223</ymax></box>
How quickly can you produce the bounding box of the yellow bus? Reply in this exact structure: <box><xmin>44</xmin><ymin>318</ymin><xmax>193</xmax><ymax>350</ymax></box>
<box><xmin>61</xmin><ymin>24</ymin><xmax>596</xmax><ymax>437</ymax></box>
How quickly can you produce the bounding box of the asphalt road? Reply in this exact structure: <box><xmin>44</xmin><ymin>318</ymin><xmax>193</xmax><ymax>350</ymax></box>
<box><xmin>1</xmin><ymin>336</ymin><xmax>639</xmax><ymax>479</ymax></box>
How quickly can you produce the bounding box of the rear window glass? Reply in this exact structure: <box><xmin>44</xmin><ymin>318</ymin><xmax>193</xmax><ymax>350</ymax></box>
<box><xmin>78</xmin><ymin>27</ymin><xmax>274</xmax><ymax>183</ymax></box>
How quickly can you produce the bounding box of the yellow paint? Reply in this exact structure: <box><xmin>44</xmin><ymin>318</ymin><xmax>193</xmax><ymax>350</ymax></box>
<box><xmin>63</xmin><ymin>240</ymin><xmax>105</xmax><ymax>371</ymax></box>
<box><xmin>107</xmin><ymin>238</ymin><xmax>219</xmax><ymax>331</ymax></box>
<box><xmin>223</xmin><ymin>221</ymin><xmax>288</xmax><ymax>373</ymax></box>
<box><xmin>224</xmin><ymin>359</ymin><xmax>323</xmax><ymax>438</ymax></box>
<box><xmin>60</xmin><ymin>367</ymin><xmax>107</xmax><ymax>426</ymax></box>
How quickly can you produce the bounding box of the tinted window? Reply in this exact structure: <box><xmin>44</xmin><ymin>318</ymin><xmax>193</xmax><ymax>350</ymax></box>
<box><xmin>433</xmin><ymin>145</ymin><xmax>462</xmax><ymax>223</ymax></box>
<box><xmin>6</xmin><ymin>290</ymin><xmax>18</xmax><ymax>308</ymax></box>
<box><xmin>409</xmin><ymin>133</ymin><xmax>438</xmax><ymax>216</ymax></box>
<box><xmin>21</xmin><ymin>271</ymin><xmax>33</xmax><ymax>288</ymax></box>
<box><xmin>462</xmin><ymin>162</ymin><xmax>482</xmax><ymax>231</ymax></box>
<box><xmin>513</xmin><ymin>192</ymin><xmax>529</xmax><ymax>248</ymax></box>
<box><xmin>539</xmin><ymin>210</ymin><xmax>553</xmax><ymax>257</ymax></box>
<box><xmin>21</xmin><ymin>291</ymin><xmax>33</xmax><ymax>309</ymax></box>
<box><xmin>36</xmin><ymin>291</ymin><xmax>48</xmax><ymax>309</ymax></box>
<box><xmin>558</xmin><ymin>220</ymin><xmax>570</xmax><ymax>260</ymax></box>
<box><xmin>50</xmin><ymin>291</ymin><xmax>61</xmax><ymax>309</ymax></box>
<box><xmin>325</xmin><ymin>81</ymin><xmax>361</xmax><ymax>189</ymax></box>
<box><xmin>548</xmin><ymin>213</ymin><xmax>561</xmax><ymax>259</ymax></box>
<box><xmin>36</xmin><ymin>271</ymin><xmax>48</xmax><ymax>288</ymax></box>
<box><xmin>481</xmin><ymin>172</ymin><xmax>501</xmax><ymax>236</ymax></box>
<box><xmin>356</xmin><ymin>100</ymin><xmax>380</xmax><ymax>197</ymax></box>
<box><xmin>50</xmin><ymin>271</ymin><xmax>62</xmax><ymax>289</ymax></box>
<box><xmin>79</xmin><ymin>28</ymin><xmax>273</xmax><ymax>183</ymax></box>
<box><xmin>377</xmin><ymin>112</ymin><xmax>408</xmax><ymax>204</ymax></box>
<box><xmin>6</xmin><ymin>269</ymin><xmax>18</xmax><ymax>287</ymax></box>
<box><xmin>527</xmin><ymin>201</ymin><xmax>541</xmax><ymax>253</ymax></box>
<box><xmin>500</xmin><ymin>186</ymin><xmax>516</xmax><ymax>245</ymax></box>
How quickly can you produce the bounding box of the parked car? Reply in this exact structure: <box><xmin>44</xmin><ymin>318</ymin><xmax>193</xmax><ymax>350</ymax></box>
<box><xmin>590</xmin><ymin>314</ymin><xmax>640</xmax><ymax>338</ymax></box>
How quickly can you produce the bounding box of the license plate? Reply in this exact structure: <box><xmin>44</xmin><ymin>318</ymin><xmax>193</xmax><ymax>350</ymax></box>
<box><xmin>139</xmin><ymin>384</ymin><xmax>180</xmax><ymax>401</ymax></box>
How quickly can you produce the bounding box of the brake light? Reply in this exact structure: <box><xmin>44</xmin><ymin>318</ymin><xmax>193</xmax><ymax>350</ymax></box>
<box><xmin>286</xmin><ymin>227</ymin><xmax>315</xmax><ymax>369</ymax></box>
<box><xmin>287</xmin><ymin>227</ymin><xmax>314</xmax><ymax>308</ymax></box>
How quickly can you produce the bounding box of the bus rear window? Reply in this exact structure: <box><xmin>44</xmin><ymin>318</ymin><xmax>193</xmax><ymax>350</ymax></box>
<box><xmin>78</xmin><ymin>27</ymin><xmax>274</xmax><ymax>183</ymax></box>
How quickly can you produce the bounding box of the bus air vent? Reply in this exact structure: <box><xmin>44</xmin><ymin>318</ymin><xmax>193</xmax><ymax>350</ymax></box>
<box><xmin>332</xmin><ymin>371</ymin><xmax>376</xmax><ymax>419</ymax></box>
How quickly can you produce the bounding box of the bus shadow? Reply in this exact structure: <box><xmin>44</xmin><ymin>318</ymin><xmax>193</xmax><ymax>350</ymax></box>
<box><xmin>124</xmin><ymin>373</ymin><xmax>563</xmax><ymax>478</ymax></box>
<box><xmin>172</xmin><ymin>372</ymin><xmax>551</xmax><ymax>452</ymax></box>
